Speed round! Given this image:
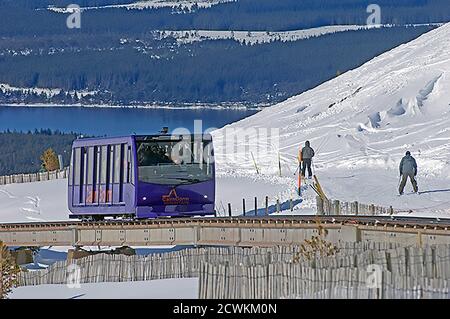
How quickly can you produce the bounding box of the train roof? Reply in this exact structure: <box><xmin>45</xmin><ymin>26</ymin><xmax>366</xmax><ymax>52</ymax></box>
<box><xmin>72</xmin><ymin>133</ymin><xmax>213</xmax><ymax>146</ymax></box>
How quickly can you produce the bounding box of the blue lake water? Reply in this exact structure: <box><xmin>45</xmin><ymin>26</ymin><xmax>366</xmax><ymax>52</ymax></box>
<box><xmin>0</xmin><ymin>106</ymin><xmax>258</xmax><ymax>135</ymax></box>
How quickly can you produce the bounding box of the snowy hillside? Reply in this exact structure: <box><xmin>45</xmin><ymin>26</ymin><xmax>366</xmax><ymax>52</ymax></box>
<box><xmin>154</xmin><ymin>26</ymin><xmax>372</xmax><ymax>45</ymax></box>
<box><xmin>212</xmin><ymin>23</ymin><xmax>450</xmax><ymax>217</ymax></box>
<box><xmin>46</xmin><ymin>0</ymin><xmax>236</xmax><ymax>13</ymax></box>
<box><xmin>0</xmin><ymin>83</ymin><xmax>98</xmax><ymax>100</ymax></box>
<box><xmin>154</xmin><ymin>24</ymin><xmax>443</xmax><ymax>45</ymax></box>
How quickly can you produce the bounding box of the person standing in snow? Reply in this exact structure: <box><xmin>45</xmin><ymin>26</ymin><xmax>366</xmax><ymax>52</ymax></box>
<box><xmin>301</xmin><ymin>141</ymin><xmax>315</xmax><ymax>179</ymax></box>
<box><xmin>398</xmin><ymin>151</ymin><xmax>418</xmax><ymax>195</ymax></box>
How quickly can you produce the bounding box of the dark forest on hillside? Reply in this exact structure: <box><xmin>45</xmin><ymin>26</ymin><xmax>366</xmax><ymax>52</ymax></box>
<box><xmin>0</xmin><ymin>26</ymin><xmax>436</xmax><ymax>105</ymax></box>
<box><xmin>0</xmin><ymin>0</ymin><xmax>448</xmax><ymax>105</ymax></box>
<box><xmin>0</xmin><ymin>130</ymin><xmax>78</xmax><ymax>175</ymax></box>
<box><xmin>0</xmin><ymin>0</ymin><xmax>449</xmax><ymax>35</ymax></box>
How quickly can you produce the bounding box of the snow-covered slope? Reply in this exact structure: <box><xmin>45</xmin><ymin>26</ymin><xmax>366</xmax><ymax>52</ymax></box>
<box><xmin>46</xmin><ymin>0</ymin><xmax>236</xmax><ymax>13</ymax></box>
<box><xmin>212</xmin><ymin>23</ymin><xmax>450</xmax><ymax>216</ymax></box>
<box><xmin>0</xmin><ymin>83</ymin><xmax>98</xmax><ymax>99</ymax></box>
<box><xmin>153</xmin><ymin>24</ymin><xmax>443</xmax><ymax>45</ymax></box>
<box><xmin>154</xmin><ymin>26</ymin><xmax>373</xmax><ymax>45</ymax></box>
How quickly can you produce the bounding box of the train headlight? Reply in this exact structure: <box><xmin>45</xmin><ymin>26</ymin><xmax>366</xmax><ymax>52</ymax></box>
<box><xmin>143</xmin><ymin>197</ymin><xmax>147</xmax><ymax>201</ymax></box>
<box><xmin>204</xmin><ymin>195</ymin><xmax>208</xmax><ymax>199</ymax></box>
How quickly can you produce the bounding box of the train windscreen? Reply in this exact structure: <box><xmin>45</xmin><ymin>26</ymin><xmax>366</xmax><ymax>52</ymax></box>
<box><xmin>136</xmin><ymin>137</ymin><xmax>214</xmax><ymax>185</ymax></box>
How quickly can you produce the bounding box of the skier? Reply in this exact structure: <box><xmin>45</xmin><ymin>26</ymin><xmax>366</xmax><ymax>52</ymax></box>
<box><xmin>301</xmin><ymin>141</ymin><xmax>315</xmax><ymax>179</ymax></box>
<box><xmin>398</xmin><ymin>151</ymin><xmax>418</xmax><ymax>195</ymax></box>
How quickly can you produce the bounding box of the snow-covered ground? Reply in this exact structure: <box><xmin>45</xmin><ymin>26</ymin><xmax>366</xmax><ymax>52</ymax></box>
<box><xmin>46</xmin><ymin>0</ymin><xmax>236</xmax><ymax>13</ymax></box>
<box><xmin>154</xmin><ymin>25</ymin><xmax>373</xmax><ymax>45</ymax></box>
<box><xmin>0</xmin><ymin>83</ymin><xmax>98</xmax><ymax>99</ymax></box>
<box><xmin>0</xmin><ymin>179</ymin><xmax>68</xmax><ymax>223</ymax></box>
<box><xmin>153</xmin><ymin>24</ymin><xmax>443</xmax><ymax>45</ymax></box>
<box><xmin>10</xmin><ymin>278</ymin><xmax>198</xmax><ymax>299</ymax></box>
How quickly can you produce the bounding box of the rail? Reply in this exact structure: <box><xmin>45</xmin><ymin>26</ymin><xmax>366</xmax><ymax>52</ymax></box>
<box><xmin>1</xmin><ymin>215</ymin><xmax>450</xmax><ymax>247</ymax></box>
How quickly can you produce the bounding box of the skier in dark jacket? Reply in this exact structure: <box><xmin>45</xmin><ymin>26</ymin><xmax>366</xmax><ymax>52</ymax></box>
<box><xmin>399</xmin><ymin>151</ymin><xmax>418</xmax><ymax>195</ymax></box>
<box><xmin>301</xmin><ymin>141</ymin><xmax>315</xmax><ymax>178</ymax></box>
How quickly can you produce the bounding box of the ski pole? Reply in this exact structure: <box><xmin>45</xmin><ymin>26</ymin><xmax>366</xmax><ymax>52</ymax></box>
<box><xmin>293</xmin><ymin>164</ymin><xmax>300</xmax><ymax>175</ymax></box>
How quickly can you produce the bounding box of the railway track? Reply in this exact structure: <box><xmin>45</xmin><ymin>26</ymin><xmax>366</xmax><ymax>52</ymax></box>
<box><xmin>1</xmin><ymin>215</ymin><xmax>450</xmax><ymax>229</ymax></box>
<box><xmin>1</xmin><ymin>215</ymin><xmax>450</xmax><ymax>247</ymax></box>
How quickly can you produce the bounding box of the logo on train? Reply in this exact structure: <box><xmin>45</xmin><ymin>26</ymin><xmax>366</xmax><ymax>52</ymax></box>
<box><xmin>162</xmin><ymin>189</ymin><xmax>190</xmax><ymax>205</ymax></box>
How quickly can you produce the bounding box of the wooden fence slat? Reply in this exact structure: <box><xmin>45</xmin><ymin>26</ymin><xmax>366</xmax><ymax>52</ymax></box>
<box><xmin>15</xmin><ymin>244</ymin><xmax>450</xmax><ymax>299</ymax></box>
<box><xmin>0</xmin><ymin>168</ymin><xmax>69</xmax><ymax>185</ymax></box>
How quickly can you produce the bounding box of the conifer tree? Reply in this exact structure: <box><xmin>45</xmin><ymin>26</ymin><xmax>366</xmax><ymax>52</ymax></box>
<box><xmin>40</xmin><ymin>148</ymin><xmax>60</xmax><ymax>171</ymax></box>
<box><xmin>0</xmin><ymin>241</ymin><xmax>20</xmax><ymax>299</ymax></box>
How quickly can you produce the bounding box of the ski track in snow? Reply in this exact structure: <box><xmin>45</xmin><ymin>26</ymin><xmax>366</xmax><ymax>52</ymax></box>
<box><xmin>0</xmin><ymin>180</ymin><xmax>66</xmax><ymax>223</ymax></box>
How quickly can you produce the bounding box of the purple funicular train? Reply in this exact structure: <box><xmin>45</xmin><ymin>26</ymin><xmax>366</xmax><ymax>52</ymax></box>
<box><xmin>68</xmin><ymin>132</ymin><xmax>216</xmax><ymax>220</ymax></box>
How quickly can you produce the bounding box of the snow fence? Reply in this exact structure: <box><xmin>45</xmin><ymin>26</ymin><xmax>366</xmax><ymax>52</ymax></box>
<box><xmin>16</xmin><ymin>243</ymin><xmax>450</xmax><ymax>299</ymax></box>
<box><xmin>0</xmin><ymin>167</ymin><xmax>69</xmax><ymax>185</ymax></box>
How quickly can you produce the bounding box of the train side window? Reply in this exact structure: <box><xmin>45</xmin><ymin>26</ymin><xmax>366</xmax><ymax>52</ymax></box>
<box><xmin>80</xmin><ymin>147</ymin><xmax>88</xmax><ymax>185</ymax></box>
<box><xmin>74</xmin><ymin>148</ymin><xmax>81</xmax><ymax>186</ymax></box>
<box><xmin>100</xmin><ymin>146</ymin><xmax>108</xmax><ymax>184</ymax></box>
<box><xmin>96</xmin><ymin>146</ymin><xmax>101</xmax><ymax>181</ymax></box>
<box><xmin>109</xmin><ymin>145</ymin><xmax>114</xmax><ymax>185</ymax></box>
<box><xmin>122</xmin><ymin>144</ymin><xmax>128</xmax><ymax>184</ymax></box>
<box><xmin>127</xmin><ymin>146</ymin><xmax>133</xmax><ymax>184</ymax></box>
<box><xmin>114</xmin><ymin>144</ymin><xmax>122</xmax><ymax>184</ymax></box>
<box><xmin>94</xmin><ymin>146</ymin><xmax>100</xmax><ymax>203</ymax></box>
<box><xmin>87</xmin><ymin>147</ymin><xmax>94</xmax><ymax>185</ymax></box>
<box><xmin>80</xmin><ymin>147</ymin><xmax>87</xmax><ymax>203</ymax></box>
<box><xmin>68</xmin><ymin>149</ymin><xmax>74</xmax><ymax>186</ymax></box>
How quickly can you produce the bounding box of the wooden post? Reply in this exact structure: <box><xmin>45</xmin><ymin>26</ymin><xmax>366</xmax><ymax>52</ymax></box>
<box><xmin>254</xmin><ymin>197</ymin><xmax>258</xmax><ymax>216</ymax></box>
<box><xmin>352</xmin><ymin>201</ymin><xmax>359</xmax><ymax>216</ymax></box>
<box><xmin>313</xmin><ymin>175</ymin><xmax>328</xmax><ymax>201</ymax></box>
<box><xmin>242</xmin><ymin>199</ymin><xmax>246</xmax><ymax>216</ymax></box>
<box><xmin>265</xmin><ymin>196</ymin><xmax>269</xmax><ymax>216</ymax></box>
<box><xmin>228</xmin><ymin>203</ymin><xmax>232</xmax><ymax>217</ymax></box>
<box><xmin>316</xmin><ymin>196</ymin><xmax>324</xmax><ymax>215</ymax></box>
<box><xmin>417</xmin><ymin>231</ymin><xmax>422</xmax><ymax>248</ymax></box>
<box><xmin>325</xmin><ymin>199</ymin><xmax>332</xmax><ymax>215</ymax></box>
<box><xmin>334</xmin><ymin>200</ymin><xmax>340</xmax><ymax>215</ymax></box>
<box><xmin>389</xmin><ymin>206</ymin><xmax>394</xmax><ymax>215</ymax></box>
<box><xmin>369</xmin><ymin>204</ymin><xmax>375</xmax><ymax>216</ymax></box>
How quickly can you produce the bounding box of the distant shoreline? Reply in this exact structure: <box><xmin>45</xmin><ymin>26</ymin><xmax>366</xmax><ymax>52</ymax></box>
<box><xmin>0</xmin><ymin>103</ymin><xmax>266</xmax><ymax>111</ymax></box>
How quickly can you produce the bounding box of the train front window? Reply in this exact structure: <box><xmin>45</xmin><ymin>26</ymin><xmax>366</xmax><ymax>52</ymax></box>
<box><xmin>136</xmin><ymin>139</ymin><xmax>213</xmax><ymax>185</ymax></box>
